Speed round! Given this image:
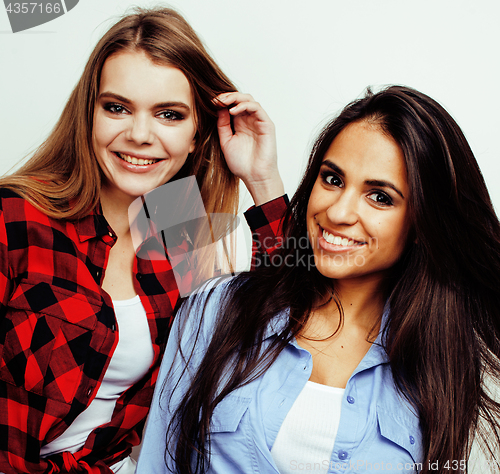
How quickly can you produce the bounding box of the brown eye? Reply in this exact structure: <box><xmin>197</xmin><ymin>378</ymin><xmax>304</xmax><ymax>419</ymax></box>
<box><xmin>321</xmin><ymin>171</ymin><xmax>343</xmax><ymax>187</ymax></box>
<box><xmin>367</xmin><ymin>191</ymin><xmax>393</xmax><ymax>206</ymax></box>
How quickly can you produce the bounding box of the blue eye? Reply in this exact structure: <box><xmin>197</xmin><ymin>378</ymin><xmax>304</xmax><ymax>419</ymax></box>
<box><xmin>103</xmin><ymin>103</ymin><xmax>127</xmax><ymax>114</ymax></box>
<box><xmin>158</xmin><ymin>110</ymin><xmax>184</xmax><ymax>121</ymax></box>
<box><xmin>367</xmin><ymin>191</ymin><xmax>393</xmax><ymax>206</ymax></box>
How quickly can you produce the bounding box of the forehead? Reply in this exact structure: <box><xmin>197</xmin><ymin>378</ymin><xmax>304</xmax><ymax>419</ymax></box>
<box><xmin>323</xmin><ymin>121</ymin><xmax>408</xmax><ymax>186</ymax></box>
<box><xmin>99</xmin><ymin>51</ymin><xmax>193</xmax><ymax>105</ymax></box>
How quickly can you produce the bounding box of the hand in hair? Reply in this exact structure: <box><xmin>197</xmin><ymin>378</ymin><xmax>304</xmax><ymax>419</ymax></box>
<box><xmin>214</xmin><ymin>92</ymin><xmax>284</xmax><ymax>206</ymax></box>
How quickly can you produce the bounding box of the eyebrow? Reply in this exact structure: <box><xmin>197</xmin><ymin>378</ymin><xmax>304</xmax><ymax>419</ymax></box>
<box><xmin>365</xmin><ymin>180</ymin><xmax>405</xmax><ymax>199</ymax></box>
<box><xmin>321</xmin><ymin>160</ymin><xmax>344</xmax><ymax>176</ymax></box>
<box><xmin>321</xmin><ymin>160</ymin><xmax>405</xmax><ymax>199</ymax></box>
<box><xmin>98</xmin><ymin>92</ymin><xmax>191</xmax><ymax>111</ymax></box>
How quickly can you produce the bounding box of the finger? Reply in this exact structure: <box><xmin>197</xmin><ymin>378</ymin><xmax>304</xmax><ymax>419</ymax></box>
<box><xmin>216</xmin><ymin>109</ymin><xmax>233</xmax><ymax>144</ymax></box>
<box><xmin>213</xmin><ymin>91</ymin><xmax>255</xmax><ymax>107</ymax></box>
<box><xmin>228</xmin><ymin>101</ymin><xmax>272</xmax><ymax>123</ymax></box>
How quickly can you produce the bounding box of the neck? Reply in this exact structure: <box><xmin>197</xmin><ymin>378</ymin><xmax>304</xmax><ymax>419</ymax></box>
<box><xmin>99</xmin><ymin>186</ymin><xmax>138</xmax><ymax>238</ymax></box>
<box><xmin>335</xmin><ymin>275</ymin><xmax>386</xmax><ymax>324</ymax></box>
<box><xmin>309</xmin><ymin>274</ymin><xmax>387</xmax><ymax>338</ymax></box>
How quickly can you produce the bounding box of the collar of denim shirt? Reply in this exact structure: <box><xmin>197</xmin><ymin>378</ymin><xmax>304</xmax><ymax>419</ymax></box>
<box><xmin>262</xmin><ymin>303</ymin><xmax>391</xmax><ymax>371</ymax></box>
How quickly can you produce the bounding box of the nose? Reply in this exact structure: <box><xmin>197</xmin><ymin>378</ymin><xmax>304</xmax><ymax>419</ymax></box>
<box><xmin>127</xmin><ymin>113</ymin><xmax>153</xmax><ymax>145</ymax></box>
<box><xmin>325</xmin><ymin>188</ymin><xmax>359</xmax><ymax>226</ymax></box>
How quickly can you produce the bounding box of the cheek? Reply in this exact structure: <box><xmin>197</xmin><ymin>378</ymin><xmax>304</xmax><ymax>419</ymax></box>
<box><xmin>306</xmin><ymin>202</ymin><xmax>316</xmax><ymax>235</ymax></box>
<box><xmin>306</xmin><ymin>182</ymin><xmax>322</xmax><ymax>216</ymax></box>
<box><xmin>92</xmin><ymin>115</ymin><xmax>115</xmax><ymax>149</ymax></box>
<box><xmin>378</xmin><ymin>215</ymin><xmax>410</xmax><ymax>255</ymax></box>
<box><xmin>306</xmin><ymin>195</ymin><xmax>321</xmax><ymax>245</ymax></box>
<box><xmin>187</xmin><ymin>123</ymin><xmax>198</xmax><ymax>152</ymax></box>
<box><xmin>159</xmin><ymin>126</ymin><xmax>196</xmax><ymax>156</ymax></box>
<box><xmin>188</xmin><ymin>121</ymin><xmax>197</xmax><ymax>153</ymax></box>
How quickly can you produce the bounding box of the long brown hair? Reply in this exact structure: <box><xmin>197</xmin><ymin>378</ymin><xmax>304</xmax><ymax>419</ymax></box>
<box><xmin>167</xmin><ymin>86</ymin><xmax>500</xmax><ymax>472</ymax></box>
<box><xmin>0</xmin><ymin>7</ymin><xmax>239</xmax><ymax>284</ymax></box>
<box><xmin>0</xmin><ymin>7</ymin><xmax>239</xmax><ymax>220</ymax></box>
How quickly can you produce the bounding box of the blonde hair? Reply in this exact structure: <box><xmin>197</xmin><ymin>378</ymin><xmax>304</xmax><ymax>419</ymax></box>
<box><xmin>1</xmin><ymin>7</ymin><xmax>240</xmax><ymax>284</ymax></box>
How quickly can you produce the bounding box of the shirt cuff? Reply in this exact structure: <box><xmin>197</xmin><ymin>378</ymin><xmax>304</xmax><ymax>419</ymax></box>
<box><xmin>244</xmin><ymin>195</ymin><xmax>289</xmax><ymax>232</ymax></box>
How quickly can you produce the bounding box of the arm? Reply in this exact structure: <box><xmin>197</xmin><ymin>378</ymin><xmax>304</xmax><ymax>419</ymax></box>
<box><xmin>214</xmin><ymin>92</ymin><xmax>288</xmax><ymax>264</ymax></box>
<box><xmin>244</xmin><ymin>195</ymin><xmax>289</xmax><ymax>269</ymax></box>
<box><xmin>0</xmin><ymin>193</ymin><xmax>114</xmax><ymax>474</ymax></box>
<box><xmin>136</xmin><ymin>283</ymin><xmax>219</xmax><ymax>473</ymax></box>
<box><xmin>0</xmin><ymin>196</ymin><xmax>12</xmax><ymax>313</ymax></box>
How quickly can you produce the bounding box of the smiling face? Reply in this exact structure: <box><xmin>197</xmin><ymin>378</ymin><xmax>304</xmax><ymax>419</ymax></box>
<box><xmin>92</xmin><ymin>51</ymin><xmax>197</xmax><ymax>206</ymax></box>
<box><xmin>306</xmin><ymin>120</ymin><xmax>411</xmax><ymax>286</ymax></box>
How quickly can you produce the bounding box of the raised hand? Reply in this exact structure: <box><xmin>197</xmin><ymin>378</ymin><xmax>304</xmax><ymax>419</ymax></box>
<box><xmin>214</xmin><ymin>92</ymin><xmax>284</xmax><ymax>206</ymax></box>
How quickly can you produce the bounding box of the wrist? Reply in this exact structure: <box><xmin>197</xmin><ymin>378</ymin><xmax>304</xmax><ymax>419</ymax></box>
<box><xmin>244</xmin><ymin>174</ymin><xmax>285</xmax><ymax>207</ymax></box>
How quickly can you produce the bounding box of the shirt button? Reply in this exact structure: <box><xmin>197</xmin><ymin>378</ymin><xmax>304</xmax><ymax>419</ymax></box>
<box><xmin>95</xmin><ymin>270</ymin><xmax>100</xmax><ymax>278</ymax></box>
<box><xmin>108</xmin><ymin>231</ymin><xmax>113</xmax><ymax>237</ymax></box>
<box><xmin>111</xmin><ymin>324</ymin><xmax>116</xmax><ymax>332</ymax></box>
<box><xmin>347</xmin><ymin>396</ymin><xmax>355</xmax><ymax>404</ymax></box>
<box><xmin>303</xmin><ymin>365</ymin><xmax>307</xmax><ymax>370</ymax></box>
<box><xmin>338</xmin><ymin>450</ymin><xmax>348</xmax><ymax>460</ymax></box>
<box><xmin>409</xmin><ymin>435</ymin><xmax>415</xmax><ymax>445</ymax></box>
<box><xmin>137</xmin><ymin>273</ymin><xmax>142</xmax><ymax>280</ymax></box>
<box><xmin>86</xmin><ymin>387</ymin><xmax>93</xmax><ymax>397</ymax></box>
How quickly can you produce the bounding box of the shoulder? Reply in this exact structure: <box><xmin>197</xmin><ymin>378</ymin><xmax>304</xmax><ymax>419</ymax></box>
<box><xmin>179</xmin><ymin>273</ymin><xmax>289</xmax><ymax>340</ymax></box>
<box><xmin>167</xmin><ymin>275</ymin><xmax>260</xmax><ymax>361</ymax></box>
<box><xmin>175</xmin><ymin>276</ymin><xmax>238</xmax><ymax>343</ymax></box>
<box><xmin>154</xmin><ymin>277</ymin><xmax>241</xmax><ymax>407</ymax></box>
<box><xmin>0</xmin><ymin>189</ymin><xmax>35</xmax><ymax>233</ymax></box>
<box><xmin>0</xmin><ymin>188</ymin><xmax>86</xmax><ymax>259</ymax></box>
<box><xmin>0</xmin><ymin>187</ymin><xmax>44</xmax><ymax>219</ymax></box>
<box><xmin>0</xmin><ymin>187</ymin><xmax>24</xmax><ymax>211</ymax></box>
<box><xmin>0</xmin><ymin>188</ymin><xmax>22</xmax><ymax>199</ymax></box>
<box><xmin>0</xmin><ymin>187</ymin><xmax>64</xmax><ymax>231</ymax></box>
<box><xmin>184</xmin><ymin>274</ymin><xmax>253</xmax><ymax>317</ymax></box>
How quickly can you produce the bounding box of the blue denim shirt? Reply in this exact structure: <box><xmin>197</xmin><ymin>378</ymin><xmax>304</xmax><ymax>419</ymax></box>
<box><xmin>137</xmin><ymin>280</ymin><xmax>423</xmax><ymax>473</ymax></box>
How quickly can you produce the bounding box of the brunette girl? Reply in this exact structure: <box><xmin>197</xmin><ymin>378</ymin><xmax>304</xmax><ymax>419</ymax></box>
<box><xmin>138</xmin><ymin>86</ymin><xmax>500</xmax><ymax>473</ymax></box>
<box><xmin>0</xmin><ymin>7</ymin><xmax>284</xmax><ymax>474</ymax></box>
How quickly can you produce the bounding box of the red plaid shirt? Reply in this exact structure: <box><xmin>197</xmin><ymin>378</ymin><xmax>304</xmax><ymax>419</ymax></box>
<box><xmin>0</xmin><ymin>188</ymin><xmax>287</xmax><ymax>474</ymax></box>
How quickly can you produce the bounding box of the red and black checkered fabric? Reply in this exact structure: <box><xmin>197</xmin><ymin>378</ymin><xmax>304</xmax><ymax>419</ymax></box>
<box><xmin>244</xmin><ymin>194</ymin><xmax>290</xmax><ymax>268</ymax></box>
<box><xmin>0</xmin><ymin>188</ymin><xmax>287</xmax><ymax>473</ymax></box>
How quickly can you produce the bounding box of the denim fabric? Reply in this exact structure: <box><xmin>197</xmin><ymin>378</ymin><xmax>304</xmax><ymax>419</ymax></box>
<box><xmin>137</xmin><ymin>281</ymin><xmax>423</xmax><ymax>474</ymax></box>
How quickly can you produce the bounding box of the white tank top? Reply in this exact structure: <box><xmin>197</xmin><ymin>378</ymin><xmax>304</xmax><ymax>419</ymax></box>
<box><xmin>271</xmin><ymin>381</ymin><xmax>345</xmax><ymax>473</ymax></box>
<box><xmin>41</xmin><ymin>295</ymin><xmax>154</xmax><ymax>472</ymax></box>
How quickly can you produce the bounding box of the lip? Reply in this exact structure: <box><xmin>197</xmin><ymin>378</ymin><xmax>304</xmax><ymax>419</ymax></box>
<box><xmin>112</xmin><ymin>151</ymin><xmax>166</xmax><ymax>173</ymax></box>
<box><xmin>316</xmin><ymin>225</ymin><xmax>366</xmax><ymax>253</ymax></box>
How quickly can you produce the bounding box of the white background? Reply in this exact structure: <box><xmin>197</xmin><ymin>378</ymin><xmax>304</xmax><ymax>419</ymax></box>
<box><xmin>1</xmin><ymin>0</ymin><xmax>500</xmax><ymax>267</ymax></box>
<box><xmin>1</xmin><ymin>1</ymin><xmax>499</xmax><ymax>464</ymax></box>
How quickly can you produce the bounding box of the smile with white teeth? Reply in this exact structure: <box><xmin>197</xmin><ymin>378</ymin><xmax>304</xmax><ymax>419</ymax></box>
<box><xmin>115</xmin><ymin>152</ymin><xmax>160</xmax><ymax>166</ymax></box>
<box><xmin>322</xmin><ymin>229</ymin><xmax>362</xmax><ymax>247</ymax></box>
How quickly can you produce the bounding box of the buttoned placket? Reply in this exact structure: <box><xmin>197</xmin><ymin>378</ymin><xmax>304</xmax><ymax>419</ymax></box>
<box><xmin>262</xmin><ymin>314</ymin><xmax>391</xmax><ymax>474</ymax></box>
<box><xmin>326</xmin><ymin>327</ymin><xmax>389</xmax><ymax>472</ymax></box>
